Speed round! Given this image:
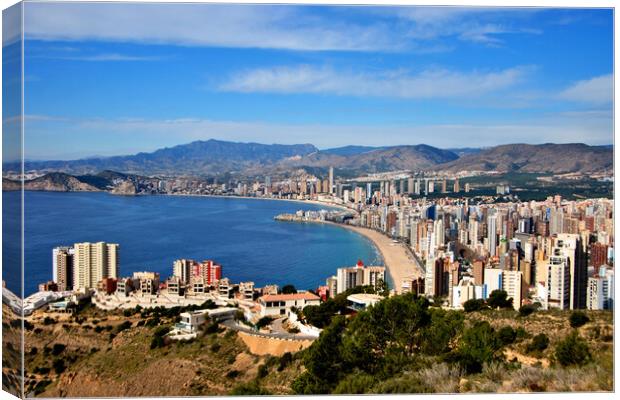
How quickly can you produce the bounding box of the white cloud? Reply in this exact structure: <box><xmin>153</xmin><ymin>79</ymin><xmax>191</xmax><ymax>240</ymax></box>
<box><xmin>23</xmin><ymin>3</ymin><xmax>400</xmax><ymax>52</ymax></box>
<box><xmin>557</xmin><ymin>74</ymin><xmax>613</xmax><ymax>104</ymax></box>
<box><xmin>219</xmin><ymin>64</ymin><xmax>531</xmax><ymax>99</ymax></box>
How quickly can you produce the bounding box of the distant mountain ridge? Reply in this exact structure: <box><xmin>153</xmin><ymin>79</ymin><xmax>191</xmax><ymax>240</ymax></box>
<box><xmin>2</xmin><ymin>139</ymin><xmax>612</xmax><ymax>177</ymax></box>
<box><xmin>437</xmin><ymin>143</ymin><xmax>613</xmax><ymax>174</ymax></box>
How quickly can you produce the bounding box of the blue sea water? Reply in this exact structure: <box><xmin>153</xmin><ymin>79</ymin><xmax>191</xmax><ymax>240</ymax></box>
<box><xmin>3</xmin><ymin>191</ymin><xmax>382</xmax><ymax>297</ymax></box>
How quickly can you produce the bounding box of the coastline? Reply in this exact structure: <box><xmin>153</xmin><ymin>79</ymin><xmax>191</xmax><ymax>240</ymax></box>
<box><xmin>322</xmin><ymin>221</ymin><xmax>424</xmax><ymax>294</ymax></box>
<box><xmin>158</xmin><ymin>192</ymin><xmax>353</xmax><ymax>213</ymax></box>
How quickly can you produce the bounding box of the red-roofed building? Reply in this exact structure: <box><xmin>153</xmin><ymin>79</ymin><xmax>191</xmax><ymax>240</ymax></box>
<box><xmin>258</xmin><ymin>292</ymin><xmax>321</xmax><ymax>317</ymax></box>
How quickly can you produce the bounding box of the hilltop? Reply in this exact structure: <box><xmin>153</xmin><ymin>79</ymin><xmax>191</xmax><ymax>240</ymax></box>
<box><xmin>2</xmin><ymin>140</ymin><xmax>612</xmax><ymax>180</ymax></box>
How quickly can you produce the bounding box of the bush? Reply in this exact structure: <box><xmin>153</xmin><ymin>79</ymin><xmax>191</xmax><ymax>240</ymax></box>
<box><xmin>226</xmin><ymin>370</ymin><xmax>240</xmax><ymax>379</ymax></box>
<box><xmin>456</xmin><ymin>321</ymin><xmax>503</xmax><ymax>374</ymax></box>
<box><xmin>525</xmin><ymin>333</ymin><xmax>549</xmax><ymax>355</ymax></box>
<box><xmin>150</xmin><ymin>335</ymin><xmax>165</xmax><ymax>349</ymax></box>
<box><xmin>518</xmin><ymin>304</ymin><xmax>536</xmax><ymax>317</ymax></box>
<box><xmin>257</xmin><ymin>364</ymin><xmax>269</xmax><ymax>379</ymax></box>
<box><xmin>255</xmin><ymin>317</ymin><xmax>272</xmax><ymax>330</ymax></box>
<box><xmin>52</xmin><ymin>359</ymin><xmax>66</xmax><ymax>374</ymax></box>
<box><xmin>94</xmin><ymin>326</ymin><xmax>104</xmax><ymax>333</ymax></box>
<box><xmin>42</xmin><ymin>317</ymin><xmax>56</xmax><ymax>325</ymax></box>
<box><xmin>555</xmin><ymin>332</ymin><xmax>591</xmax><ymax>367</ymax></box>
<box><xmin>487</xmin><ymin>290</ymin><xmax>513</xmax><ymax>309</ymax></box>
<box><xmin>230</xmin><ymin>381</ymin><xmax>272</xmax><ymax>395</ymax></box>
<box><xmin>569</xmin><ymin>311</ymin><xmax>590</xmax><ymax>328</ymax></box>
<box><xmin>278</xmin><ymin>352</ymin><xmax>293</xmax><ymax>371</ymax></box>
<box><xmin>281</xmin><ymin>284</ymin><xmax>297</xmax><ymax>294</ymax></box>
<box><xmin>204</xmin><ymin>321</ymin><xmax>219</xmax><ymax>334</ymax></box>
<box><xmin>497</xmin><ymin>326</ymin><xmax>517</xmax><ymax>345</ymax></box>
<box><xmin>463</xmin><ymin>299</ymin><xmax>486</xmax><ymax>313</ymax></box>
<box><xmin>210</xmin><ymin>343</ymin><xmax>221</xmax><ymax>353</ymax></box>
<box><xmin>115</xmin><ymin>321</ymin><xmax>132</xmax><ymax>334</ymax></box>
<box><xmin>51</xmin><ymin>343</ymin><xmax>66</xmax><ymax>356</ymax></box>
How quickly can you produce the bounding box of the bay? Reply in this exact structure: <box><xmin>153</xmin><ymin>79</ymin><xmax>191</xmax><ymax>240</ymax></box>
<box><xmin>3</xmin><ymin>191</ymin><xmax>382</xmax><ymax>296</ymax></box>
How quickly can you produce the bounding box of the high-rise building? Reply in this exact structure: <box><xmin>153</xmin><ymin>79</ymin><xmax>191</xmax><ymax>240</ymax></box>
<box><xmin>587</xmin><ymin>265</ymin><xmax>614</xmax><ymax>310</ymax></box>
<box><xmin>73</xmin><ymin>242</ymin><xmax>119</xmax><ymax>290</ymax></box>
<box><xmin>453</xmin><ymin>178</ymin><xmax>460</xmax><ymax>193</ymax></box>
<box><xmin>488</xmin><ymin>214</ymin><xmax>498</xmax><ymax>256</ymax></box>
<box><xmin>173</xmin><ymin>259</ymin><xmax>194</xmax><ymax>284</ymax></box>
<box><xmin>547</xmin><ymin>253</ymin><xmax>570</xmax><ymax>309</ymax></box>
<box><xmin>502</xmin><ymin>270</ymin><xmax>523</xmax><ymax>310</ymax></box>
<box><xmin>555</xmin><ymin>234</ymin><xmax>588</xmax><ymax>309</ymax></box>
<box><xmin>328</xmin><ymin>167</ymin><xmax>334</xmax><ymax>195</ymax></box>
<box><xmin>53</xmin><ymin>246</ymin><xmax>74</xmax><ymax>291</ymax></box>
<box><xmin>590</xmin><ymin>242</ymin><xmax>609</xmax><ymax>268</ymax></box>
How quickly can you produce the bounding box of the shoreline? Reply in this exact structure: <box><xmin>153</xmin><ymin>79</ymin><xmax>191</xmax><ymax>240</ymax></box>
<box><xmin>322</xmin><ymin>221</ymin><xmax>424</xmax><ymax>294</ymax></box>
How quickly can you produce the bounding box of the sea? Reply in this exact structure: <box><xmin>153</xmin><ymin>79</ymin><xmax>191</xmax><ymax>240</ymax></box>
<box><xmin>2</xmin><ymin>191</ymin><xmax>382</xmax><ymax>297</ymax></box>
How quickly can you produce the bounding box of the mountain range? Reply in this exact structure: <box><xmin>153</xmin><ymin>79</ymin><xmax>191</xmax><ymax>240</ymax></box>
<box><xmin>2</xmin><ymin>139</ymin><xmax>613</xmax><ymax>178</ymax></box>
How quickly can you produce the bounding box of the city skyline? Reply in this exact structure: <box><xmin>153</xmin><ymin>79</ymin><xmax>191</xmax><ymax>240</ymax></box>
<box><xmin>5</xmin><ymin>3</ymin><xmax>613</xmax><ymax>159</ymax></box>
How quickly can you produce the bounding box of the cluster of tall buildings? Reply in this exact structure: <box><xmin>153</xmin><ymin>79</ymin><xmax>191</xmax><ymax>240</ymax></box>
<box><xmin>52</xmin><ymin>242</ymin><xmax>119</xmax><ymax>291</ymax></box>
<box><xmin>347</xmin><ymin>191</ymin><xmax>613</xmax><ymax>311</ymax></box>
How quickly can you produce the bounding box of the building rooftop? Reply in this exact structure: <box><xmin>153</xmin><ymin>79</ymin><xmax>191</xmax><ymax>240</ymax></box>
<box><xmin>260</xmin><ymin>292</ymin><xmax>320</xmax><ymax>302</ymax></box>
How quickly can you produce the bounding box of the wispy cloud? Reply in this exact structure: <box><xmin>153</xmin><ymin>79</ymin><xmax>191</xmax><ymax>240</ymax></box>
<box><xmin>390</xmin><ymin>7</ymin><xmax>542</xmax><ymax>46</ymax></box>
<box><xmin>219</xmin><ymin>64</ymin><xmax>532</xmax><ymax>99</ymax></box>
<box><xmin>24</xmin><ymin>3</ymin><xmax>401</xmax><ymax>52</ymax></box>
<box><xmin>557</xmin><ymin>74</ymin><xmax>613</xmax><ymax>104</ymax></box>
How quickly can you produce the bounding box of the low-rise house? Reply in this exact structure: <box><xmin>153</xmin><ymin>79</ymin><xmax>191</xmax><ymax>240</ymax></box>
<box><xmin>258</xmin><ymin>292</ymin><xmax>321</xmax><ymax>317</ymax></box>
<box><xmin>116</xmin><ymin>278</ymin><xmax>136</xmax><ymax>297</ymax></box>
<box><xmin>175</xmin><ymin>307</ymin><xmax>238</xmax><ymax>333</ymax></box>
<box><xmin>218</xmin><ymin>278</ymin><xmax>232</xmax><ymax>298</ymax></box>
<box><xmin>347</xmin><ymin>293</ymin><xmax>384</xmax><ymax>311</ymax></box>
<box><xmin>238</xmin><ymin>281</ymin><xmax>255</xmax><ymax>300</ymax></box>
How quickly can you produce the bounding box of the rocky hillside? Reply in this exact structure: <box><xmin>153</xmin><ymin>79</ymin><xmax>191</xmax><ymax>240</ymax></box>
<box><xmin>11</xmin><ymin>173</ymin><xmax>102</xmax><ymax>192</ymax></box>
<box><xmin>437</xmin><ymin>143</ymin><xmax>612</xmax><ymax>174</ymax></box>
<box><xmin>6</xmin><ymin>140</ymin><xmax>319</xmax><ymax>176</ymax></box>
<box><xmin>277</xmin><ymin>145</ymin><xmax>458</xmax><ymax>174</ymax></box>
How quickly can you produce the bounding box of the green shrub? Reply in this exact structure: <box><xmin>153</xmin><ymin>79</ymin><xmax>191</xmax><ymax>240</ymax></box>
<box><xmin>525</xmin><ymin>333</ymin><xmax>549</xmax><ymax>355</ymax></box>
<box><xmin>52</xmin><ymin>359</ymin><xmax>66</xmax><ymax>374</ymax></box>
<box><xmin>226</xmin><ymin>370</ymin><xmax>240</xmax><ymax>379</ymax></box>
<box><xmin>463</xmin><ymin>299</ymin><xmax>486</xmax><ymax>313</ymax></box>
<box><xmin>150</xmin><ymin>335</ymin><xmax>165</xmax><ymax>349</ymax></box>
<box><xmin>51</xmin><ymin>343</ymin><xmax>66</xmax><ymax>356</ymax></box>
<box><xmin>230</xmin><ymin>381</ymin><xmax>272</xmax><ymax>395</ymax></box>
<box><xmin>487</xmin><ymin>290</ymin><xmax>513</xmax><ymax>309</ymax></box>
<box><xmin>518</xmin><ymin>304</ymin><xmax>536</xmax><ymax>317</ymax></box>
<box><xmin>42</xmin><ymin>317</ymin><xmax>56</xmax><ymax>325</ymax></box>
<box><xmin>555</xmin><ymin>332</ymin><xmax>591</xmax><ymax>367</ymax></box>
<box><xmin>569</xmin><ymin>311</ymin><xmax>590</xmax><ymax>328</ymax></box>
<box><xmin>497</xmin><ymin>326</ymin><xmax>517</xmax><ymax>345</ymax></box>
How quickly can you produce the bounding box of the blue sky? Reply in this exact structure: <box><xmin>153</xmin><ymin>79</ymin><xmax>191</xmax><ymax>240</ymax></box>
<box><xmin>9</xmin><ymin>3</ymin><xmax>615</xmax><ymax>159</ymax></box>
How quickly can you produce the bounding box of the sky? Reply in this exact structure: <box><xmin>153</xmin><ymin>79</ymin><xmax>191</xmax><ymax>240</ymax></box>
<box><xmin>5</xmin><ymin>2</ymin><xmax>615</xmax><ymax>160</ymax></box>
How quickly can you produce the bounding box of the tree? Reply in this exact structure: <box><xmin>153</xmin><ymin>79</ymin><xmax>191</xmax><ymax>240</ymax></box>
<box><xmin>341</xmin><ymin>294</ymin><xmax>431</xmax><ymax>374</ymax></box>
<box><xmin>569</xmin><ymin>311</ymin><xmax>590</xmax><ymax>328</ymax></box>
<box><xmin>420</xmin><ymin>308</ymin><xmax>464</xmax><ymax>356</ymax></box>
<box><xmin>487</xmin><ymin>290</ymin><xmax>513</xmax><ymax>309</ymax></box>
<box><xmin>292</xmin><ymin>316</ymin><xmax>349</xmax><ymax>394</ymax></box>
<box><xmin>463</xmin><ymin>299</ymin><xmax>486</xmax><ymax>312</ymax></box>
<box><xmin>281</xmin><ymin>284</ymin><xmax>297</xmax><ymax>294</ymax></box>
<box><xmin>555</xmin><ymin>332</ymin><xmax>591</xmax><ymax>367</ymax></box>
<box><xmin>456</xmin><ymin>321</ymin><xmax>503</xmax><ymax>374</ymax></box>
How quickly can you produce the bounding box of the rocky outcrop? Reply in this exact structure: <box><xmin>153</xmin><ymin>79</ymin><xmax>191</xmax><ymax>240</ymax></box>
<box><xmin>110</xmin><ymin>180</ymin><xmax>137</xmax><ymax>195</ymax></box>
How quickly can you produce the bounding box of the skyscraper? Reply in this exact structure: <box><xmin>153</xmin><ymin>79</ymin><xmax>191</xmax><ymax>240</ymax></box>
<box><xmin>53</xmin><ymin>246</ymin><xmax>74</xmax><ymax>291</ymax></box>
<box><xmin>488</xmin><ymin>215</ymin><xmax>498</xmax><ymax>256</ymax></box>
<box><xmin>73</xmin><ymin>242</ymin><xmax>119</xmax><ymax>290</ymax></box>
<box><xmin>328</xmin><ymin>166</ymin><xmax>334</xmax><ymax>195</ymax></box>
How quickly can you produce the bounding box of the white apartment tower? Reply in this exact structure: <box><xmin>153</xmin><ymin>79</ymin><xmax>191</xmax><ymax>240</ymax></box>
<box><xmin>73</xmin><ymin>242</ymin><xmax>119</xmax><ymax>290</ymax></box>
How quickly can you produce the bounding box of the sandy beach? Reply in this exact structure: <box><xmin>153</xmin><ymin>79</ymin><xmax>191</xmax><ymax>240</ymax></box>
<box><xmin>325</xmin><ymin>222</ymin><xmax>425</xmax><ymax>294</ymax></box>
